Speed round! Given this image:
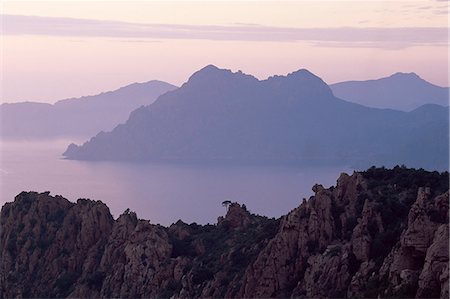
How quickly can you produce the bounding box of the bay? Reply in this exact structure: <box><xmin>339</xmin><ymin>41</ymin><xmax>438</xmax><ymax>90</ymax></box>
<box><xmin>0</xmin><ymin>139</ymin><xmax>352</xmax><ymax>225</ymax></box>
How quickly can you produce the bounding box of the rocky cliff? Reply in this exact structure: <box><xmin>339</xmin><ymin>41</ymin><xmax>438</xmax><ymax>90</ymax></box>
<box><xmin>1</xmin><ymin>167</ymin><xmax>448</xmax><ymax>298</ymax></box>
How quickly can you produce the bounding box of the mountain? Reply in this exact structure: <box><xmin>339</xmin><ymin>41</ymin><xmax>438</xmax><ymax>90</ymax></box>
<box><xmin>1</xmin><ymin>167</ymin><xmax>448</xmax><ymax>298</ymax></box>
<box><xmin>0</xmin><ymin>80</ymin><xmax>177</xmax><ymax>139</ymax></box>
<box><xmin>64</xmin><ymin>65</ymin><xmax>449</xmax><ymax>171</ymax></box>
<box><xmin>330</xmin><ymin>72</ymin><xmax>449</xmax><ymax>111</ymax></box>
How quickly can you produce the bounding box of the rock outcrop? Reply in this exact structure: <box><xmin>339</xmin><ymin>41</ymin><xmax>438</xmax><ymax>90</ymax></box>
<box><xmin>0</xmin><ymin>166</ymin><xmax>448</xmax><ymax>298</ymax></box>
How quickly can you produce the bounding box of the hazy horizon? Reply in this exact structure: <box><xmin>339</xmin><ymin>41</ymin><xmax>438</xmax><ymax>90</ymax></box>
<box><xmin>2</xmin><ymin>67</ymin><xmax>449</xmax><ymax>105</ymax></box>
<box><xmin>2</xmin><ymin>0</ymin><xmax>449</xmax><ymax>103</ymax></box>
<box><xmin>1</xmin><ymin>2</ymin><xmax>449</xmax><ymax>298</ymax></box>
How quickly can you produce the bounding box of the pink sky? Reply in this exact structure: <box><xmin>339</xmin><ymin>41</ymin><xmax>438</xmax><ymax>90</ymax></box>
<box><xmin>1</xmin><ymin>1</ymin><xmax>449</xmax><ymax>103</ymax></box>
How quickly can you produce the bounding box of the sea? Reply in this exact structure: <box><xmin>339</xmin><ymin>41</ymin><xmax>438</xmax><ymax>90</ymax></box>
<box><xmin>0</xmin><ymin>139</ymin><xmax>353</xmax><ymax>225</ymax></box>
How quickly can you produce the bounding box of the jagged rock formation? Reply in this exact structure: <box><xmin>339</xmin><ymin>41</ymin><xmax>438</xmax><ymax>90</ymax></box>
<box><xmin>0</xmin><ymin>167</ymin><xmax>448</xmax><ymax>298</ymax></box>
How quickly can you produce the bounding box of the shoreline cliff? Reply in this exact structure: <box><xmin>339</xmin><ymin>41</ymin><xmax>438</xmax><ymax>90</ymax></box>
<box><xmin>1</xmin><ymin>166</ymin><xmax>448</xmax><ymax>298</ymax></box>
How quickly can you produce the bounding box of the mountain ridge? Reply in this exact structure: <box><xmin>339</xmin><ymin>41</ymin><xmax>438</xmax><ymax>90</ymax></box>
<box><xmin>52</xmin><ymin>80</ymin><xmax>173</xmax><ymax>106</ymax></box>
<box><xmin>1</xmin><ymin>167</ymin><xmax>448</xmax><ymax>298</ymax></box>
<box><xmin>0</xmin><ymin>80</ymin><xmax>177</xmax><ymax>139</ymax></box>
<box><xmin>330</xmin><ymin>72</ymin><xmax>449</xmax><ymax>111</ymax></box>
<box><xmin>63</xmin><ymin>66</ymin><xmax>449</xmax><ymax>171</ymax></box>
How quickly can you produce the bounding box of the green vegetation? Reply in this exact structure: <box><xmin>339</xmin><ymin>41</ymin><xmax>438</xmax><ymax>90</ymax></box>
<box><xmin>55</xmin><ymin>272</ymin><xmax>78</xmax><ymax>297</ymax></box>
<box><xmin>7</xmin><ymin>232</ymin><xmax>17</xmax><ymax>255</ymax></box>
<box><xmin>360</xmin><ymin>166</ymin><xmax>449</xmax><ymax>265</ymax></box>
<box><xmin>363</xmin><ymin>165</ymin><xmax>448</xmax><ymax>197</ymax></box>
<box><xmin>47</xmin><ymin>208</ymin><xmax>66</xmax><ymax>225</ymax></box>
<box><xmin>85</xmin><ymin>271</ymin><xmax>106</xmax><ymax>290</ymax></box>
<box><xmin>358</xmin><ymin>166</ymin><xmax>449</xmax><ymax>297</ymax></box>
<box><xmin>2</xmin><ymin>167</ymin><xmax>447</xmax><ymax>298</ymax></box>
<box><xmin>158</xmin><ymin>280</ymin><xmax>182</xmax><ymax>298</ymax></box>
<box><xmin>166</xmin><ymin>213</ymin><xmax>280</xmax><ymax>296</ymax></box>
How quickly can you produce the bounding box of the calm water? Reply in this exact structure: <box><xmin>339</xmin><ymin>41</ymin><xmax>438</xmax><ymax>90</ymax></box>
<box><xmin>0</xmin><ymin>139</ymin><xmax>352</xmax><ymax>225</ymax></box>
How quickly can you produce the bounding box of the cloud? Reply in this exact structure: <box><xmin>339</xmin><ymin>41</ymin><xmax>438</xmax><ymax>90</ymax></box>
<box><xmin>312</xmin><ymin>41</ymin><xmax>448</xmax><ymax>50</ymax></box>
<box><xmin>2</xmin><ymin>14</ymin><xmax>448</xmax><ymax>48</ymax></box>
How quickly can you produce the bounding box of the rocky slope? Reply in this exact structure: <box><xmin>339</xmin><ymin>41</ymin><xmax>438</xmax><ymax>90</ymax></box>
<box><xmin>1</xmin><ymin>167</ymin><xmax>448</xmax><ymax>298</ymax></box>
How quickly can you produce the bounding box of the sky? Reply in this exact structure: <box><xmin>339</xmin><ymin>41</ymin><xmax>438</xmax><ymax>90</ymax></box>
<box><xmin>1</xmin><ymin>1</ymin><xmax>449</xmax><ymax>103</ymax></box>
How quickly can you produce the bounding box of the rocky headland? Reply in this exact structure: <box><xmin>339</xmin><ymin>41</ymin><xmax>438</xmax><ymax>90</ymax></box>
<box><xmin>0</xmin><ymin>166</ymin><xmax>448</xmax><ymax>298</ymax></box>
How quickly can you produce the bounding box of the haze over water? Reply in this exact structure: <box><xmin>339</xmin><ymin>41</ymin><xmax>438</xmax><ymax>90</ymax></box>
<box><xmin>0</xmin><ymin>139</ymin><xmax>352</xmax><ymax>225</ymax></box>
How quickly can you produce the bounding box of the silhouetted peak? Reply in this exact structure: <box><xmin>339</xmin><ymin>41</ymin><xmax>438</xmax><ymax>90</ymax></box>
<box><xmin>410</xmin><ymin>103</ymin><xmax>447</xmax><ymax>114</ymax></box>
<box><xmin>189</xmin><ymin>64</ymin><xmax>230</xmax><ymax>79</ymax></box>
<box><xmin>266</xmin><ymin>68</ymin><xmax>332</xmax><ymax>98</ymax></box>
<box><xmin>186</xmin><ymin>65</ymin><xmax>257</xmax><ymax>86</ymax></box>
<box><xmin>288</xmin><ymin>68</ymin><xmax>329</xmax><ymax>85</ymax></box>
<box><xmin>115</xmin><ymin>80</ymin><xmax>177</xmax><ymax>92</ymax></box>
<box><xmin>389</xmin><ymin>72</ymin><xmax>422</xmax><ymax>80</ymax></box>
<box><xmin>201</xmin><ymin>64</ymin><xmax>221</xmax><ymax>72</ymax></box>
<box><xmin>267</xmin><ymin>68</ymin><xmax>326</xmax><ymax>85</ymax></box>
<box><xmin>125</xmin><ymin>80</ymin><xmax>168</xmax><ymax>87</ymax></box>
<box><xmin>287</xmin><ymin>68</ymin><xmax>318</xmax><ymax>79</ymax></box>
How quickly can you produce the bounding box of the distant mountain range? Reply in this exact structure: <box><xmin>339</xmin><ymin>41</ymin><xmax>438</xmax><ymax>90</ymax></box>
<box><xmin>64</xmin><ymin>65</ymin><xmax>449</xmax><ymax>171</ymax></box>
<box><xmin>0</xmin><ymin>81</ymin><xmax>177</xmax><ymax>139</ymax></box>
<box><xmin>330</xmin><ymin>72</ymin><xmax>449</xmax><ymax>111</ymax></box>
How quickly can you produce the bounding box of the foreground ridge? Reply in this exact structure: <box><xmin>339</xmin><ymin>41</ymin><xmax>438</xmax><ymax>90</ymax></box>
<box><xmin>0</xmin><ymin>167</ymin><xmax>448</xmax><ymax>298</ymax></box>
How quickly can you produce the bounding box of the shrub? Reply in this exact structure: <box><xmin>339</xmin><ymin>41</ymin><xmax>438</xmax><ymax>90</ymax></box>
<box><xmin>55</xmin><ymin>272</ymin><xmax>78</xmax><ymax>297</ymax></box>
<box><xmin>192</xmin><ymin>268</ymin><xmax>214</xmax><ymax>285</ymax></box>
<box><xmin>85</xmin><ymin>271</ymin><xmax>105</xmax><ymax>290</ymax></box>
